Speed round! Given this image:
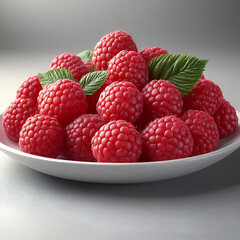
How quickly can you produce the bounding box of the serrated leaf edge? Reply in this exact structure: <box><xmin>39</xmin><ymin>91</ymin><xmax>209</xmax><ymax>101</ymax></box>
<box><xmin>38</xmin><ymin>68</ymin><xmax>75</xmax><ymax>88</ymax></box>
<box><xmin>77</xmin><ymin>50</ymin><xmax>93</xmax><ymax>62</ymax></box>
<box><xmin>79</xmin><ymin>70</ymin><xmax>109</xmax><ymax>95</ymax></box>
<box><xmin>147</xmin><ymin>54</ymin><xmax>208</xmax><ymax>96</ymax></box>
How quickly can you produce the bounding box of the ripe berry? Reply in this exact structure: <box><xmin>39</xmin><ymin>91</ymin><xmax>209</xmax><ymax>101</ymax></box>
<box><xmin>141</xmin><ymin>116</ymin><xmax>193</xmax><ymax>161</ymax></box>
<box><xmin>19</xmin><ymin>114</ymin><xmax>64</xmax><ymax>158</ymax></box>
<box><xmin>3</xmin><ymin>98</ymin><xmax>38</xmax><ymax>142</ymax></box>
<box><xmin>50</xmin><ymin>53</ymin><xmax>90</xmax><ymax>82</ymax></box>
<box><xmin>139</xmin><ymin>46</ymin><xmax>168</xmax><ymax>65</ymax></box>
<box><xmin>91</xmin><ymin>120</ymin><xmax>142</xmax><ymax>163</ymax></box>
<box><xmin>107</xmin><ymin>50</ymin><xmax>148</xmax><ymax>91</ymax></box>
<box><xmin>141</xmin><ymin>80</ymin><xmax>183</xmax><ymax>121</ymax></box>
<box><xmin>16</xmin><ymin>75</ymin><xmax>42</xmax><ymax>102</ymax></box>
<box><xmin>84</xmin><ymin>61</ymin><xmax>95</xmax><ymax>71</ymax></box>
<box><xmin>200</xmin><ymin>74</ymin><xmax>205</xmax><ymax>80</ymax></box>
<box><xmin>64</xmin><ymin>114</ymin><xmax>104</xmax><ymax>161</ymax></box>
<box><xmin>181</xmin><ymin>110</ymin><xmax>219</xmax><ymax>155</ymax></box>
<box><xmin>183</xmin><ymin>79</ymin><xmax>223</xmax><ymax>115</ymax></box>
<box><xmin>213</xmin><ymin>99</ymin><xmax>238</xmax><ymax>138</ymax></box>
<box><xmin>97</xmin><ymin>81</ymin><xmax>143</xmax><ymax>123</ymax></box>
<box><xmin>38</xmin><ymin>79</ymin><xmax>88</xmax><ymax>127</ymax></box>
<box><xmin>92</xmin><ymin>30</ymin><xmax>138</xmax><ymax>70</ymax></box>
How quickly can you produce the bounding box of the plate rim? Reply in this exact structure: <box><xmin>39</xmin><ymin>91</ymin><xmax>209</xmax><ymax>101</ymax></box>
<box><xmin>0</xmin><ymin>111</ymin><xmax>240</xmax><ymax>168</ymax></box>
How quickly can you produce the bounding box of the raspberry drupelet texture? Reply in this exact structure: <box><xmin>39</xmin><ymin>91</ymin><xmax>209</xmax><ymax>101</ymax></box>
<box><xmin>64</xmin><ymin>114</ymin><xmax>104</xmax><ymax>161</ymax></box>
<box><xmin>84</xmin><ymin>61</ymin><xmax>95</xmax><ymax>71</ymax></box>
<box><xmin>141</xmin><ymin>80</ymin><xmax>183</xmax><ymax>121</ymax></box>
<box><xmin>92</xmin><ymin>30</ymin><xmax>138</xmax><ymax>71</ymax></box>
<box><xmin>91</xmin><ymin>120</ymin><xmax>142</xmax><ymax>163</ymax></box>
<box><xmin>181</xmin><ymin>110</ymin><xmax>219</xmax><ymax>156</ymax></box>
<box><xmin>19</xmin><ymin>114</ymin><xmax>64</xmax><ymax>158</ymax></box>
<box><xmin>50</xmin><ymin>53</ymin><xmax>90</xmax><ymax>82</ymax></box>
<box><xmin>141</xmin><ymin>116</ymin><xmax>194</xmax><ymax>161</ymax></box>
<box><xmin>97</xmin><ymin>81</ymin><xmax>143</xmax><ymax>123</ymax></box>
<box><xmin>107</xmin><ymin>50</ymin><xmax>149</xmax><ymax>91</ymax></box>
<box><xmin>38</xmin><ymin>79</ymin><xmax>88</xmax><ymax>127</ymax></box>
<box><xmin>16</xmin><ymin>75</ymin><xmax>42</xmax><ymax>102</ymax></box>
<box><xmin>183</xmin><ymin>79</ymin><xmax>223</xmax><ymax>116</ymax></box>
<box><xmin>213</xmin><ymin>99</ymin><xmax>238</xmax><ymax>138</ymax></box>
<box><xmin>139</xmin><ymin>46</ymin><xmax>169</xmax><ymax>65</ymax></box>
<box><xmin>3</xmin><ymin>98</ymin><xmax>39</xmax><ymax>142</ymax></box>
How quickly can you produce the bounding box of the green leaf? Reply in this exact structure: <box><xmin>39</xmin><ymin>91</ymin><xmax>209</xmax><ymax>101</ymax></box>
<box><xmin>147</xmin><ymin>54</ymin><xmax>208</xmax><ymax>96</ymax></box>
<box><xmin>38</xmin><ymin>68</ymin><xmax>75</xmax><ymax>88</ymax></box>
<box><xmin>77</xmin><ymin>50</ymin><xmax>93</xmax><ymax>62</ymax></box>
<box><xmin>80</xmin><ymin>71</ymin><xmax>109</xmax><ymax>95</ymax></box>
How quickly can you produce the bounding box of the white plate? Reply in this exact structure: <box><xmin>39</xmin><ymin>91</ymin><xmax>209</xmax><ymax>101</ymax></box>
<box><xmin>0</xmin><ymin>112</ymin><xmax>240</xmax><ymax>184</ymax></box>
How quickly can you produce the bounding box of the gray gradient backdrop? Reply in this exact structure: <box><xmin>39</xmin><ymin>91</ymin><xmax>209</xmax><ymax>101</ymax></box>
<box><xmin>0</xmin><ymin>0</ymin><xmax>239</xmax><ymax>109</ymax></box>
<box><xmin>0</xmin><ymin>1</ymin><xmax>240</xmax><ymax>240</ymax></box>
<box><xmin>1</xmin><ymin>0</ymin><xmax>240</xmax><ymax>53</ymax></box>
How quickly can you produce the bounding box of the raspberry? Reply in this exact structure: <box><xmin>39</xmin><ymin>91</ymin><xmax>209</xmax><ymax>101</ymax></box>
<box><xmin>19</xmin><ymin>114</ymin><xmax>64</xmax><ymax>158</ymax></box>
<box><xmin>16</xmin><ymin>75</ymin><xmax>42</xmax><ymax>102</ymax></box>
<box><xmin>3</xmin><ymin>98</ymin><xmax>38</xmax><ymax>142</ymax></box>
<box><xmin>139</xmin><ymin>46</ymin><xmax>169</xmax><ymax>64</ymax></box>
<box><xmin>213</xmin><ymin>99</ymin><xmax>238</xmax><ymax>138</ymax></box>
<box><xmin>200</xmin><ymin>74</ymin><xmax>205</xmax><ymax>80</ymax></box>
<box><xmin>64</xmin><ymin>114</ymin><xmax>104</xmax><ymax>161</ymax></box>
<box><xmin>86</xmin><ymin>79</ymin><xmax>112</xmax><ymax>114</ymax></box>
<box><xmin>141</xmin><ymin>116</ymin><xmax>193</xmax><ymax>161</ymax></box>
<box><xmin>50</xmin><ymin>53</ymin><xmax>90</xmax><ymax>82</ymax></box>
<box><xmin>141</xmin><ymin>80</ymin><xmax>183</xmax><ymax>121</ymax></box>
<box><xmin>92</xmin><ymin>30</ymin><xmax>138</xmax><ymax>70</ymax></box>
<box><xmin>38</xmin><ymin>79</ymin><xmax>88</xmax><ymax>127</ymax></box>
<box><xmin>107</xmin><ymin>50</ymin><xmax>148</xmax><ymax>91</ymax></box>
<box><xmin>183</xmin><ymin>79</ymin><xmax>223</xmax><ymax>115</ymax></box>
<box><xmin>84</xmin><ymin>61</ymin><xmax>95</xmax><ymax>71</ymax></box>
<box><xmin>97</xmin><ymin>81</ymin><xmax>143</xmax><ymax>123</ymax></box>
<box><xmin>91</xmin><ymin>120</ymin><xmax>142</xmax><ymax>163</ymax></box>
<box><xmin>181</xmin><ymin>110</ymin><xmax>219</xmax><ymax>155</ymax></box>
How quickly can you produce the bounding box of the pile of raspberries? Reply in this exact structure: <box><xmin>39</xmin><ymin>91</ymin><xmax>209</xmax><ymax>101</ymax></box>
<box><xmin>3</xmin><ymin>30</ymin><xmax>239</xmax><ymax>163</ymax></box>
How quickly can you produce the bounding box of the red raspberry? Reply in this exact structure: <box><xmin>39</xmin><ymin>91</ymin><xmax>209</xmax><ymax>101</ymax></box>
<box><xmin>84</xmin><ymin>61</ymin><xmax>95</xmax><ymax>71</ymax></box>
<box><xmin>64</xmin><ymin>114</ymin><xmax>104</xmax><ymax>161</ymax></box>
<box><xmin>213</xmin><ymin>99</ymin><xmax>238</xmax><ymax>138</ymax></box>
<box><xmin>139</xmin><ymin>46</ymin><xmax>169</xmax><ymax>65</ymax></box>
<box><xmin>19</xmin><ymin>114</ymin><xmax>64</xmax><ymax>158</ymax></box>
<box><xmin>107</xmin><ymin>50</ymin><xmax>148</xmax><ymax>91</ymax></box>
<box><xmin>3</xmin><ymin>98</ymin><xmax>38</xmax><ymax>142</ymax></box>
<box><xmin>38</xmin><ymin>79</ymin><xmax>88</xmax><ymax>127</ymax></box>
<box><xmin>200</xmin><ymin>74</ymin><xmax>205</xmax><ymax>80</ymax></box>
<box><xmin>92</xmin><ymin>30</ymin><xmax>138</xmax><ymax>70</ymax></box>
<box><xmin>91</xmin><ymin>120</ymin><xmax>142</xmax><ymax>163</ymax></box>
<box><xmin>16</xmin><ymin>75</ymin><xmax>42</xmax><ymax>102</ymax></box>
<box><xmin>97</xmin><ymin>81</ymin><xmax>143</xmax><ymax>123</ymax></box>
<box><xmin>50</xmin><ymin>53</ymin><xmax>90</xmax><ymax>82</ymax></box>
<box><xmin>183</xmin><ymin>79</ymin><xmax>223</xmax><ymax>115</ymax></box>
<box><xmin>141</xmin><ymin>80</ymin><xmax>183</xmax><ymax>121</ymax></box>
<box><xmin>141</xmin><ymin>116</ymin><xmax>193</xmax><ymax>161</ymax></box>
<box><xmin>86</xmin><ymin>79</ymin><xmax>112</xmax><ymax>114</ymax></box>
<box><xmin>181</xmin><ymin>110</ymin><xmax>219</xmax><ymax>155</ymax></box>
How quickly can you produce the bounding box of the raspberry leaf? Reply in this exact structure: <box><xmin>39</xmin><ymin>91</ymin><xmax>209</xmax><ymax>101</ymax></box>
<box><xmin>147</xmin><ymin>54</ymin><xmax>208</xmax><ymax>96</ymax></box>
<box><xmin>77</xmin><ymin>50</ymin><xmax>93</xmax><ymax>62</ymax></box>
<box><xmin>80</xmin><ymin>71</ymin><xmax>109</xmax><ymax>95</ymax></box>
<box><xmin>38</xmin><ymin>68</ymin><xmax>75</xmax><ymax>88</ymax></box>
